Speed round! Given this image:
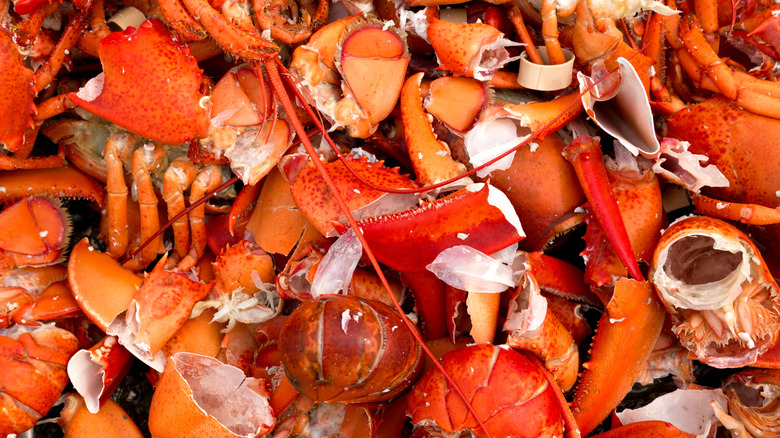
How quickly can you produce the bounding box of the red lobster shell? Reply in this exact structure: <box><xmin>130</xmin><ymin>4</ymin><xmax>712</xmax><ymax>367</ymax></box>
<box><xmin>407</xmin><ymin>343</ymin><xmax>564</xmax><ymax>437</ymax></box>
<box><xmin>278</xmin><ymin>294</ymin><xmax>424</xmax><ymax>403</ymax></box>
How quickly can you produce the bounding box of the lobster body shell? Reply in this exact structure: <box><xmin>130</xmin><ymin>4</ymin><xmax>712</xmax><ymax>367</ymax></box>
<box><xmin>278</xmin><ymin>295</ymin><xmax>424</xmax><ymax>403</ymax></box>
<box><xmin>667</xmin><ymin>96</ymin><xmax>780</xmax><ymax>270</ymax></box>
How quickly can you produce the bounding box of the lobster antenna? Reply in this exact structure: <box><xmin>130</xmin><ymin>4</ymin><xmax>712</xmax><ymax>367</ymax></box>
<box><xmin>266</xmin><ymin>57</ymin><xmax>496</xmax><ymax>438</ymax></box>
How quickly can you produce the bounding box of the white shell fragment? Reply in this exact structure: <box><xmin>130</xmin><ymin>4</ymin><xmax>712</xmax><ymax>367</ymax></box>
<box><xmin>426</xmin><ymin>245</ymin><xmax>524</xmax><ymax>293</ymax></box>
<box><xmin>578</xmin><ymin>58</ymin><xmax>660</xmax><ymax>159</ymax></box>
<box><xmin>311</xmin><ymin>228</ymin><xmax>363</xmax><ymax>297</ymax></box>
<box><xmin>652</xmin><ymin>137</ymin><xmax>730</xmax><ymax>193</ymax></box>
<box><xmin>616</xmin><ymin>389</ymin><xmax>727</xmax><ymax>437</ymax></box>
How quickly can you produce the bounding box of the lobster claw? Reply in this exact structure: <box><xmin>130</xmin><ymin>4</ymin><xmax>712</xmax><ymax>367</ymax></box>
<box><xmin>0</xmin><ymin>197</ymin><xmax>70</xmax><ymax>269</ymax></box>
<box><xmin>348</xmin><ymin>183</ymin><xmax>524</xmax><ymax>339</ymax></box>
<box><xmin>563</xmin><ymin>136</ymin><xmax>645</xmax><ymax>282</ymax></box>
<box><xmin>0</xmin><ymin>31</ymin><xmax>36</xmax><ymax>153</ymax></box>
<box><xmin>355</xmin><ymin>183</ymin><xmax>524</xmax><ymax>273</ymax></box>
<box><xmin>68</xmin><ymin>19</ymin><xmax>209</xmax><ymax>145</ymax></box>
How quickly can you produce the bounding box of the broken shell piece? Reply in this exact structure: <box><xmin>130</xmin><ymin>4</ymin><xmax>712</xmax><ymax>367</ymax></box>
<box><xmin>578</xmin><ymin>57</ymin><xmax>660</xmax><ymax>159</ymax></box>
<box><xmin>67</xmin><ymin>336</ymin><xmax>134</xmax><ymax>414</ymax></box>
<box><xmin>716</xmin><ymin>369</ymin><xmax>780</xmax><ymax>438</ymax></box>
<box><xmin>107</xmin><ymin>257</ymin><xmax>212</xmax><ymax>372</ymax></box>
<box><xmin>616</xmin><ymin>388</ymin><xmax>727</xmax><ymax>437</ymax></box>
<box><xmin>427</xmin><ymin>18</ymin><xmax>522</xmax><ymax>81</ymax></box>
<box><xmin>516</xmin><ymin>47</ymin><xmax>575</xmax><ymax>91</ymax></box>
<box><xmin>149</xmin><ymin>352</ymin><xmax>275</xmax><ymax>438</ymax></box>
<box><xmin>651</xmin><ymin>216</ymin><xmax>780</xmax><ymax>368</ymax></box>
<box><xmin>652</xmin><ymin>137</ymin><xmax>729</xmax><ymax>193</ymax></box>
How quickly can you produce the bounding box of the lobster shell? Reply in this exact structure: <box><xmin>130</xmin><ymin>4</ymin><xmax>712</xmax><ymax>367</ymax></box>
<box><xmin>407</xmin><ymin>343</ymin><xmax>564</xmax><ymax>438</ymax></box>
<box><xmin>278</xmin><ymin>295</ymin><xmax>424</xmax><ymax>403</ymax></box>
<box><xmin>0</xmin><ymin>324</ymin><xmax>79</xmax><ymax>436</ymax></box>
<box><xmin>651</xmin><ymin>216</ymin><xmax>780</xmax><ymax>368</ymax></box>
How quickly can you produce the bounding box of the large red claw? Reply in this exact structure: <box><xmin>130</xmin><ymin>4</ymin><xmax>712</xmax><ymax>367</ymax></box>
<box><xmin>0</xmin><ymin>31</ymin><xmax>36</xmax><ymax>152</ymax></box>
<box><xmin>563</xmin><ymin>136</ymin><xmax>644</xmax><ymax>282</ymax></box>
<box><xmin>571</xmin><ymin>278</ymin><xmax>666</xmax><ymax>436</ymax></box>
<box><xmin>68</xmin><ymin>19</ymin><xmax>209</xmax><ymax>145</ymax></box>
<box><xmin>356</xmin><ymin>183</ymin><xmax>525</xmax><ymax>273</ymax></box>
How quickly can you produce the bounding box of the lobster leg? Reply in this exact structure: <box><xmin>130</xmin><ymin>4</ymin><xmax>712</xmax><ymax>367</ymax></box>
<box><xmin>104</xmin><ymin>133</ymin><xmax>136</xmax><ymax>259</ymax></box>
<box><xmin>128</xmin><ymin>145</ymin><xmax>165</xmax><ymax>269</ymax></box>
<box><xmin>176</xmin><ymin>165</ymin><xmax>223</xmax><ymax>271</ymax></box>
<box><xmin>690</xmin><ymin>192</ymin><xmax>780</xmax><ymax>225</ymax></box>
<box><xmin>162</xmin><ymin>157</ymin><xmax>198</xmax><ymax>260</ymax></box>
<box><xmin>680</xmin><ymin>15</ymin><xmax>780</xmax><ymax>119</ymax></box>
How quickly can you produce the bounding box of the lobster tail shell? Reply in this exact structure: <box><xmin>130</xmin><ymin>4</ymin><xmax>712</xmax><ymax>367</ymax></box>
<box><xmin>278</xmin><ymin>295</ymin><xmax>424</xmax><ymax>403</ymax></box>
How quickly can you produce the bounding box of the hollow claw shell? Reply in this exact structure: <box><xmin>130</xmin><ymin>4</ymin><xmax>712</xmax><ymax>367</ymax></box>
<box><xmin>651</xmin><ymin>216</ymin><xmax>780</xmax><ymax>368</ymax></box>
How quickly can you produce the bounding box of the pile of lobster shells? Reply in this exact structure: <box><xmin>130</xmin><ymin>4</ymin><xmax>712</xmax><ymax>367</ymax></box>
<box><xmin>3</xmin><ymin>0</ymin><xmax>780</xmax><ymax>435</ymax></box>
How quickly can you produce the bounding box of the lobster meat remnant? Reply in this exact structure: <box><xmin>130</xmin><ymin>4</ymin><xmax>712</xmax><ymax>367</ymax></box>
<box><xmin>9</xmin><ymin>0</ymin><xmax>780</xmax><ymax>436</ymax></box>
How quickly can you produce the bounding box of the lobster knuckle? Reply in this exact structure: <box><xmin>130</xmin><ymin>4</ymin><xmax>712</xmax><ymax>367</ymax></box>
<box><xmin>107</xmin><ymin>257</ymin><xmax>212</xmax><ymax>370</ymax></box>
<box><xmin>149</xmin><ymin>352</ymin><xmax>275</xmax><ymax>438</ymax></box>
<box><xmin>278</xmin><ymin>295</ymin><xmax>424</xmax><ymax>403</ymax></box>
<box><xmin>0</xmin><ymin>324</ymin><xmax>79</xmax><ymax>436</ymax></box>
<box><xmin>68</xmin><ymin>19</ymin><xmax>209</xmax><ymax>145</ymax></box>
<box><xmin>651</xmin><ymin>216</ymin><xmax>780</xmax><ymax>368</ymax></box>
<box><xmin>407</xmin><ymin>344</ymin><xmax>564</xmax><ymax>437</ymax></box>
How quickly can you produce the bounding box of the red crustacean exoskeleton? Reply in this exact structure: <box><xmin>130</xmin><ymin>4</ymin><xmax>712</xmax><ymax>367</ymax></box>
<box><xmin>15</xmin><ymin>0</ymin><xmax>780</xmax><ymax>434</ymax></box>
<box><xmin>278</xmin><ymin>294</ymin><xmax>424</xmax><ymax>403</ymax></box>
<box><xmin>651</xmin><ymin>215</ymin><xmax>780</xmax><ymax>368</ymax></box>
<box><xmin>0</xmin><ymin>324</ymin><xmax>80</xmax><ymax>436</ymax></box>
<box><xmin>406</xmin><ymin>343</ymin><xmax>568</xmax><ymax>437</ymax></box>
